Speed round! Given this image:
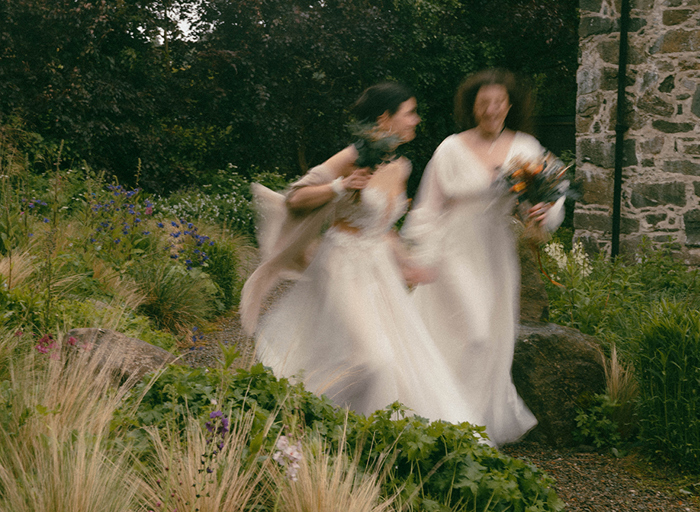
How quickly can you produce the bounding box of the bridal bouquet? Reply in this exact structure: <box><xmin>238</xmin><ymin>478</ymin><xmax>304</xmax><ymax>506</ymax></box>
<box><xmin>501</xmin><ymin>151</ymin><xmax>578</xmax><ymax>284</ymax></box>
<box><xmin>501</xmin><ymin>150</ymin><xmax>575</xmax><ymax>208</ymax></box>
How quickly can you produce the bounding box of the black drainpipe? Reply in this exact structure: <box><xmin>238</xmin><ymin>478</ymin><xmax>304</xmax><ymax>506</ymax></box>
<box><xmin>611</xmin><ymin>0</ymin><xmax>631</xmax><ymax>258</ymax></box>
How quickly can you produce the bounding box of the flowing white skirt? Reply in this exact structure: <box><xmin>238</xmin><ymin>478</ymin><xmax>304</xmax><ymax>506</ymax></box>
<box><xmin>409</xmin><ymin>206</ymin><xmax>538</xmax><ymax>445</ymax></box>
<box><xmin>256</xmin><ymin>228</ymin><xmax>479</xmax><ymax>425</ymax></box>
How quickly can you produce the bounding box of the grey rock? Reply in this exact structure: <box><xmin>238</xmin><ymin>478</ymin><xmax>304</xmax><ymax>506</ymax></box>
<box><xmin>692</xmin><ymin>85</ymin><xmax>700</xmax><ymax>118</ymax></box>
<box><xmin>63</xmin><ymin>328</ymin><xmax>178</xmax><ymax>384</ymax></box>
<box><xmin>513</xmin><ymin>323</ymin><xmax>606</xmax><ymax>447</ymax></box>
<box><xmin>630</xmin><ymin>181</ymin><xmax>687</xmax><ymax>208</ymax></box>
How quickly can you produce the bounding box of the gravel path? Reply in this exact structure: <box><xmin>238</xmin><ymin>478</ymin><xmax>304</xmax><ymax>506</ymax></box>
<box><xmin>181</xmin><ymin>282</ymin><xmax>700</xmax><ymax>512</ymax></box>
<box><xmin>501</xmin><ymin>442</ymin><xmax>699</xmax><ymax>512</ymax></box>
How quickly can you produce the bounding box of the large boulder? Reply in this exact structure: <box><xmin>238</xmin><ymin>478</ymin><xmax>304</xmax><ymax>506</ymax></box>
<box><xmin>512</xmin><ymin>322</ymin><xmax>606</xmax><ymax>447</ymax></box>
<box><xmin>63</xmin><ymin>328</ymin><xmax>178</xmax><ymax>384</ymax></box>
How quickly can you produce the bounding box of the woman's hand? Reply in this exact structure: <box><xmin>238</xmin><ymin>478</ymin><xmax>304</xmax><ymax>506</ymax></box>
<box><xmin>403</xmin><ymin>264</ymin><xmax>438</xmax><ymax>288</ymax></box>
<box><xmin>287</xmin><ymin>167</ymin><xmax>370</xmax><ymax>212</ymax></box>
<box><xmin>527</xmin><ymin>202</ymin><xmax>551</xmax><ymax>224</ymax></box>
<box><xmin>342</xmin><ymin>168</ymin><xmax>371</xmax><ymax>191</ymax></box>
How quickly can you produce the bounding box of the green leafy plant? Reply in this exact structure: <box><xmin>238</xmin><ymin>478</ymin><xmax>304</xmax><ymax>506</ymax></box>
<box><xmin>122</xmin><ymin>363</ymin><xmax>564</xmax><ymax>512</ymax></box>
<box><xmin>574</xmin><ymin>393</ymin><xmax>622</xmax><ymax>449</ymax></box>
<box><xmin>130</xmin><ymin>263</ymin><xmax>217</xmax><ymax>336</ymax></box>
<box><xmin>636</xmin><ymin>300</ymin><xmax>700</xmax><ymax>471</ymax></box>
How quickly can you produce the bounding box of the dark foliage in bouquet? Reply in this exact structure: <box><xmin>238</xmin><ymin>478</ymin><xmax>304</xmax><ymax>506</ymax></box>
<box><xmin>502</xmin><ymin>150</ymin><xmax>580</xmax><ymax>208</ymax></box>
<box><xmin>348</xmin><ymin>121</ymin><xmax>403</xmax><ymax>172</ymax></box>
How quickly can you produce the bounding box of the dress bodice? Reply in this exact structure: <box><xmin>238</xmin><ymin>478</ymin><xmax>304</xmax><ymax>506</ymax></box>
<box><xmin>334</xmin><ymin>186</ymin><xmax>407</xmax><ymax>238</ymax></box>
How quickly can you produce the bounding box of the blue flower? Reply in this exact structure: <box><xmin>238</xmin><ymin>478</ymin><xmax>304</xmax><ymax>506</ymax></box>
<box><xmin>171</xmin><ymin>221</ymin><xmax>179</xmax><ymax>228</ymax></box>
<box><xmin>114</xmin><ymin>239</ymin><xmax>121</xmax><ymax>244</ymax></box>
<box><xmin>43</xmin><ymin>218</ymin><xmax>49</xmax><ymax>223</ymax></box>
<box><xmin>157</xmin><ymin>222</ymin><xmax>164</xmax><ymax>228</ymax></box>
<box><xmin>170</xmin><ymin>254</ymin><xmax>178</xmax><ymax>259</ymax></box>
<box><xmin>142</xmin><ymin>231</ymin><xmax>150</xmax><ymax>235</ymax></box>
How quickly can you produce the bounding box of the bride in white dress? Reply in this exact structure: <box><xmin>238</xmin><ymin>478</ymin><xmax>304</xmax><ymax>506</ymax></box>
<box><xmin>402</xmin><ymin>69</ymin><xmax>565</xmax><ymax>446</ymax></box>
<box><xmin>240</xmin><ymin>83</ymin><xmax>478</xmax><ymax>425</ymax></box>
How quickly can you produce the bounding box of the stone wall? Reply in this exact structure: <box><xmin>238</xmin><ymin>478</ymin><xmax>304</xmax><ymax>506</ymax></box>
<box><xmin>576</xmin><ymin>0</ymin><xmax>700</xmax><ymax>261</ymax></box>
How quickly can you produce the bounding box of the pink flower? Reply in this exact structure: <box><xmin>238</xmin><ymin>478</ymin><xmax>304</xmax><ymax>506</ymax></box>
<box><xmin>14</xmin><ymin>330</ymin><xmax>23</xmax><ymax>337</ymax></box>
<box><xmin>81</xmin><ymin>342</ymin><xmax>94</xmax><ymax>351</ymax></box>
<box><xmin>144</xmin><ymin>206</ymin><xmax>153</xmax><ymax>215</ymax></box>
<box><xmin>66</xmin><ymin>336</ymin><xmax>78</xmax><ymax>346</ymax></box>
<box><xmin>35</xmin><ymin>344</ymin><xmax>49</xmax><ymax>354</ymax></box>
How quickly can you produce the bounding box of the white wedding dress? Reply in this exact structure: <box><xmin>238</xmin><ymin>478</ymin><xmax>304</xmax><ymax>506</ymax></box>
<box><xmin>255</xmin><ymin>179</ymin><xmax>479</xmax><ymax>425</ymax></box>
<box><xmin>402</xmin><ymin>132</ymin><xmax>563</xmax><ymax>446</ymax></box>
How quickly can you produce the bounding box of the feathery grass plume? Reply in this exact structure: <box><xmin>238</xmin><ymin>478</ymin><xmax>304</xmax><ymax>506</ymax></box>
<box><xmin>143</xmin><ymin>410</ymin><xmax>270</xmax><ymax>511</ymax></box>
<box><xmin>271</xmin><ymin>422</ymin><xmax>398</xmax><ymax>512</ymax></box>
<box><xmin>0</xmin><ymin>330</ymin><xmax>150</xmax><ymax>511</ymax></box>
<box><xmin>602</xmin><ymin>344</ymin><xmax>639</xmax><ymax>439</ymax></box>
<box><xmin>0</xmin><ymin>248</ymin><xmax>35</xmax><ymax>290</ymax></box>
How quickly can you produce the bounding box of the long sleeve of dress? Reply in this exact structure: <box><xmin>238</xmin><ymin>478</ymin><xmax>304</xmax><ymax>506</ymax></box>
<box><xmin>401</xmin><ymin>151</ymin><xmax>448</xmax><ymax>268</ymax></box>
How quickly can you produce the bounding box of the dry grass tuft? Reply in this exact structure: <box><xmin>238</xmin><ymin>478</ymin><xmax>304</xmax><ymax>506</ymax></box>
<box><xmin>271</xmin><ymin>426</ymin><xmax>397</xmax><ymax>512</ymax></box>
<box><xmin>602</xmin><ymin>344</ymin><xmax>639</xmax><ymax>438</ymax></box>
<box><xmin>0</xmin><ymin>248</ymin><xmax>35</xmax><ymax>289</ymax></box>
<box><xmin>0</xmin><ymin>331</ymin><xmax>151</xmax><ymax>511</ymax></box>
<box><xmin>143</xmin><ymin>411</ymin><xmax>270</xmax><ymax>511</ymax></box>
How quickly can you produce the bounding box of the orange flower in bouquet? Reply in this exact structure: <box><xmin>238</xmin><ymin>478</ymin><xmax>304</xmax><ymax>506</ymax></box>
<box><xmin>500</xmin><ymin>150</ymin><xmax>579</xmax><ymax>284</ymax></box>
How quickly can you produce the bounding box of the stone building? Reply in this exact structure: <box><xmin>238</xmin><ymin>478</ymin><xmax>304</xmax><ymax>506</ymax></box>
<box><xmin>576</xmin><ymin>0</ymin><xmax>700</xmax><ymax>262</ymax></box>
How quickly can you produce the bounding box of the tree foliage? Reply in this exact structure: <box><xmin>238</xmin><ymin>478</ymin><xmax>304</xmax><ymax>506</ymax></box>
<box><xmin>0</xmin><ymin>0</ymin><xmax>579</xmax><ymax>193</ymax></box>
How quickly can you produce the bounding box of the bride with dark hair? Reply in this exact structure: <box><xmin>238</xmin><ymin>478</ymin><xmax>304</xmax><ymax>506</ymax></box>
<box><xmin>240</xmin><ymin>82</ymin><xmax>478</xmax><ymax>426</ymax></box>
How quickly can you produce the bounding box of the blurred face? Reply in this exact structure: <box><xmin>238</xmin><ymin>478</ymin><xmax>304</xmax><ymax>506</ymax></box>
<box><xmin>473</xmin><ymin>84</ymin><xmax>511</xmax><ymax>136</ymax></box>
<box><xmin>378</xmin><ymin>97</ymin><xmax>421</xmax><ymax>142</ymax></box>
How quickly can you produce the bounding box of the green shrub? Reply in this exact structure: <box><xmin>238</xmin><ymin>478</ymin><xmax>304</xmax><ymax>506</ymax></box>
<box><xmin>636</xmin><ymin>300</ymin><xmax>700</xmax><ymax>471</ymax></box>
<box><xmin>130</xmin><ymin>263</ymin><xmax>216</xmax><ymax>335</ymax></box>
<box><xmin>155</xmin><ymin>167</ymin><xmax>289</xmax><ymax>237</ymax></box>
<box><xmin>121</xmin><ymin>362</ymin><xmax>564</xmax><ymax>512</ymax></box>
<box><xmin>202</xmin><ymin>236</ymin><xmax>242</xmax><ymax>310</ymax></box>
<box><xmin>542</xmin><ymin>240</ymin><xmax>700</xmax><ymax>359</ymax></box>
<box><xmin>574</xmin><ymin>393</ymin><xmax>622</xmax><ymax>449</ymax></box>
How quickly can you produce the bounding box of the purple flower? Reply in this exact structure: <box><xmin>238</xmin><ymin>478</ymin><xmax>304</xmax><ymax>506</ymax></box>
<box><xmin>210</xmin><ymin>411</ymin><xmax>223</xmax><ymax>419</ymax></box>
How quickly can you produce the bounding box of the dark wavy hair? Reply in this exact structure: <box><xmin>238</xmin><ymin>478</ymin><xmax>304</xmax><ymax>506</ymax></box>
<box><xmin>454</xmin><ymin>69</ymin><xmax>534</xmax><ymax>134</ymax></box>
<box><xmin>351</xmin><ymin>82</ymin><xmax>415</xmax><ymax>124</ymax></box>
